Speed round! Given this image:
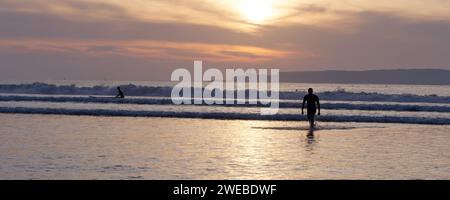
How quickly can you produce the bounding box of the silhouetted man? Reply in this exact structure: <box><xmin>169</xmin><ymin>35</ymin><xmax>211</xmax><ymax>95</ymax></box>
<box><xmin>115</xmin><ymin>87</ymin><xmax>125</xmax><ymax>98</ymax></box>
<box><xmin>302</xmin><ymin>88</ymin><xmax>320</xmax><ymax>128</ymax></box>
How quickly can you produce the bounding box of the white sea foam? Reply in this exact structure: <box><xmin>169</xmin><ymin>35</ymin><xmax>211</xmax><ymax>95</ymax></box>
<box><xmin>1</xmin><ymin>83</ymin><xmax>450</xmax><ymax>124</ymax></box>
<box><xmin>1</xmin><ymin>106</ymin><xmax>449</xmax><ymax>125</ymax></box>
<box><xmin>0</xmin><ymin>95</ymin><xmax>449</xmax><ymax>112</ymax></box>
<box><xmin>1</xmin><ymin>83</ymin><xmax>449</xmax><ymax>103</ymax></box>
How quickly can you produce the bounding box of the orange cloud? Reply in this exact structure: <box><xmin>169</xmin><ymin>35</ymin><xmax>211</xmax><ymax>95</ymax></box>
<box><xmin>0</xmin><ymin>39</ymin><xmax>300</xmax><ymax>63</ymax></box>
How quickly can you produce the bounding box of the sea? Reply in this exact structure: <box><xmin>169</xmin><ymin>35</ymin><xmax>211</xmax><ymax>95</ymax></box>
<box><xmin>0</xmin><ymin>80</ymin><xmax>449</xmax><ymax>179</ymax></box>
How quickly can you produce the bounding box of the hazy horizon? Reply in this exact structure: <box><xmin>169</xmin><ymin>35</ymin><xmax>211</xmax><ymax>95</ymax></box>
<box><xmin>1</xmin><ymin>68</ymin><xmax>448</xmax><ymax>85</ymax></box>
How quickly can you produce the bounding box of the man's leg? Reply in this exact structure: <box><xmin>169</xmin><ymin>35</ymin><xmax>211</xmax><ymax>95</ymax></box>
<box><xmin>306</xmin><ymin>112</ymin><xmax>310</xmax><ymax>127</ymax></box>
<box><xmin>307</xmin><ymin>108</ymin><xmax>316</xmax><ymax>128</ymax></box>
<box><xmin>307</xmin><ymin>112</ymin><xmax>313</xmax><ymax>128</ymax></box>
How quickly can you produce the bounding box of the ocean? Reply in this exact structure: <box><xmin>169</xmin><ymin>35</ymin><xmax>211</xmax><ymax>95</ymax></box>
<box><xmin>0</xmin><ymin>81</ymin><xmax>449</xmax><ymax>179</ymax></box>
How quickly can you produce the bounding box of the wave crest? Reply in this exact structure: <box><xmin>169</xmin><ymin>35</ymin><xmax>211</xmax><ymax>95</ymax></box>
<box><xmin>1</xmin><ymin>83</ymin><xmax>449</xmax><ymax>103</ymax></box>
<box><xmin>1</xmin><ymin>106</ymin><xmax>449</xmax><ymax>125</ymax></box>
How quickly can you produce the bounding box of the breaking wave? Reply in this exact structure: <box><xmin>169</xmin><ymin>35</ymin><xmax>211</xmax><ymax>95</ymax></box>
<box><xmin>1</xmin><ymin>107</ymin><xmax>449</xmax><ymax>125</ymax></box>
<box><xmin>1</xmin><ymin>82</ymin><xmax>449</xmax><ymax>103</ymax></box>
<box><xmin>0</xmin><ymin>95</ymin><xmax>449</xmax><ymax>113</ymax></box>
<box><xmin>1</xmin><ymin>83</ymin><xmax>449</xmax><ymax>124</ymax></box>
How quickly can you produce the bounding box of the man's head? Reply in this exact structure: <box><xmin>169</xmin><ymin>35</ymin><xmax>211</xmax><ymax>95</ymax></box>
<box><xmin>308</xmin><ymin>88</ymin><xmax>313</xmax><ymax>94</ymax></box>
<box><xmin>117</xmin><ymin>87</ymin><xmax>121</xmax><ymax>90</ymax></box>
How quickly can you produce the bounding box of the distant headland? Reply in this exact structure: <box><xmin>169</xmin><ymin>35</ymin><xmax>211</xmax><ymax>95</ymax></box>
<box><xmin>280</xmin><ymin>69</ymin><xmax>450</xmax><ymax>85</ymax></box>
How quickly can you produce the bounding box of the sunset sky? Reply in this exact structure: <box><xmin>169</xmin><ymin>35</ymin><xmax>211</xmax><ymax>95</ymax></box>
<box><xmin>1</xmin><ymin>0</ymin><xmax>450</xmax><ymax>80</ymax></box>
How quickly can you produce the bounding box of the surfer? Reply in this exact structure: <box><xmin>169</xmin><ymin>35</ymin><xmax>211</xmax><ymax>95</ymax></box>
<box><xmin>301</xmin><ymin>88</ymin><xmax>320</xmax><ymax>128</ymax></box>
<box><xmin>115</xmin><ymin>87</ymin><xmax>125</xmax><ymax>98</ymax></box>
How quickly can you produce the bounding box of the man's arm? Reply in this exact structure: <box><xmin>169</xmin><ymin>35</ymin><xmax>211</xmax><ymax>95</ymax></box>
<box><xmin>317</xmin><ymin>97</ymin><xmax>320</xmax><ymax>115</ymax></box>
<box><xmin>301</xmin><ymin>96</ymin><xmax>306</xmax><ymax>115</ymax></box>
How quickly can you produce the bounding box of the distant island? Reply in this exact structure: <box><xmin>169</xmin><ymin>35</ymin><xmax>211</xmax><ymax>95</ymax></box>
<box><xmin>280</xmin><ymin>69</ymin><xmax>450</xmax><ymax>85</ymax></box>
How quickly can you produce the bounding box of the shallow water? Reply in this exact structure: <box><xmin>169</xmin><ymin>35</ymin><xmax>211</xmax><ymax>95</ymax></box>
<box><xmin>1</xmin><ymin>114</ymin><xmax>449</xmax><ymax>179</ymax></box>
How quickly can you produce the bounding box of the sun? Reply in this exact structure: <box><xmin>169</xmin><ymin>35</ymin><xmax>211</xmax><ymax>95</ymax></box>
<box><xmin>238</xmin><ymin>0</ymin><xmax>275</xmax><ymax>24</ymax></box>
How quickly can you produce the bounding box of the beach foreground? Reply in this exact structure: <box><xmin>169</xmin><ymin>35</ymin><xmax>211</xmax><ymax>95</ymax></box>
<box><xmin>0</xmin><ymin>114</ymin><xmax>448</xmax><ymax>180</ymax></box>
